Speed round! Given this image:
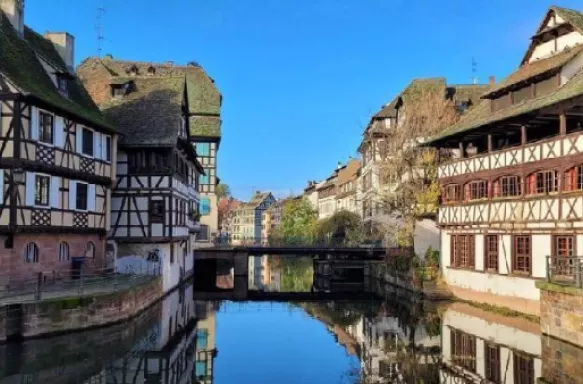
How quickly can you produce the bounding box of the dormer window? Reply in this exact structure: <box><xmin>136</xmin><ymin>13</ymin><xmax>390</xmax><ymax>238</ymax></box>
<box><xmin>57</xmin><ymin>75</ymin><xmax>68</xmax><ymax>95</ymax></box>
<box><xmin>110</xmin><ymin>80</ymin><xmax>133</xmax><ymax>98</ymax></box>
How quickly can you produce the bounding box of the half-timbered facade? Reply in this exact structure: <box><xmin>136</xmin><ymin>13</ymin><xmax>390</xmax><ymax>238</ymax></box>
<box><xmin>0</xmin><ymin>1</ymin><xmax>118</xmax><ymax>282</ymax></box>
<box><xmin>427</xmin><ymin>6</ymin><xmax>583</xmax><ymax>315</ymax></box>
<box><xmin>230</xmin><ymin>191</ymin><xmax>275</xmax><ymax>245</ymax></box>
<box><xmin>78</xmin><ymin>60</ymin><xmax>205</xmax><ymax>293</ymax></box>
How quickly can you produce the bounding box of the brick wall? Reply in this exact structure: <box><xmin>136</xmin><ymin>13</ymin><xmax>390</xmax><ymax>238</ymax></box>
<box><xmin>540</xmin><ymin>334</ymin><xmax>583</xmax><ymax>384</ymax></box>
<box><xmin>1</xmin><ymin>233</ymin><xmax>105</xmax><ymax>285</ymax></box>
<box><xmin>17</xmin><ymin>276</ymin><xmax>162</xmax><ymax>339</ymax></box>
<box><xmin>538</xmin><ymin>281</ymin><xmax>583</xmax><ymax>348</ymax></box>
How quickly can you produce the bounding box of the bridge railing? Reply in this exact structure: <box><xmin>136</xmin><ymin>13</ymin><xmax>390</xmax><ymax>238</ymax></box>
<box><xmin>211</xmin><ymin>236</ymin><xmax>385</xmax><ymax>249</ymax></box>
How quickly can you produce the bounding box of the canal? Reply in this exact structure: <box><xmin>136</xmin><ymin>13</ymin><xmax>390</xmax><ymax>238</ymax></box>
<box><xmin>0</xmin><ymin>256</ymin><xmax>578</xmax><ymax>383</ymax></box>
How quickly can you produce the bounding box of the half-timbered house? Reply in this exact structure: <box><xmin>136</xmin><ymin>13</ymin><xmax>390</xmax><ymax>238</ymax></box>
<box><xmin>426</xmin><ymin>6</ymin><xmax>583</xmax><ymax>315</ymax></box>
<box><xmin>78</xmin><ymin>60</ymin><xmax>205</xmax><ymax>292</ymax></box>
<box><xmin>0</xmin><ymin>1</ymin><xmax>118</xmax><ymax>282</ymax></box>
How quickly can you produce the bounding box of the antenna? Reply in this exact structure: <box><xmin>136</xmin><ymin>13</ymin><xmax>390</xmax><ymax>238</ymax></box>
<box><xmin>95</xmin><ymin>5</ymin><xmax>106</xmax><ymax>57</ymax></box>
<box><xmin>471</xmin><ymin>57</ymin><xmax>479</xmax><ymax>85</ymax></box>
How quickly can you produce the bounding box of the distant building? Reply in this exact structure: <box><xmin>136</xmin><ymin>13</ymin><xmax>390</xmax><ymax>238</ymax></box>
<box><xmin>304</xmin><ymin>180</ymin><xmax>324</xmax><ymax>210</ymax></box>
<box><xmin>335</xmin><ymin>159</ymin><xmax>361</xmax><ymax>215</ymax></box>
<box><xmin>317</xmin><ymin>166</ymin><xmax>341</xmax><ymax>219</ymax></box>
<box><xmin>261</xmin><ymin>198</ymin><xmax>289</xmax><ymax>243</ymax></box>
<box><xmin>230</xmin><ymin>192</ymin><xmax>275</xmax><ymax>244</ymax></box>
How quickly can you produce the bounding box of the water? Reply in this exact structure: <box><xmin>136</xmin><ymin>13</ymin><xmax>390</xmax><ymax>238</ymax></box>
<box><xmin>0</xmin><ymin>256</ymin><xmax>580</xmax><ymax>383</ymax></box>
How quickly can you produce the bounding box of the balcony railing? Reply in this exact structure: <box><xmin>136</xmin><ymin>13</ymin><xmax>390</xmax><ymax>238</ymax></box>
<box><xmin>546</xmin><ymin>256</ymin><xmax>583</xmax><ymax>287</ymax></box>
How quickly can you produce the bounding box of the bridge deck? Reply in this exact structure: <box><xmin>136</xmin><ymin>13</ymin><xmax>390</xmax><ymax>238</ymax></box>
<box><xmin>196</xmin><ymin>246</ymin><xmax>387</xmax><ymax>258</ymax></box>
<box><xmin>192</xmin><ymin>289</ymin><xmax>381</xmax><ymax>302</ymax></box>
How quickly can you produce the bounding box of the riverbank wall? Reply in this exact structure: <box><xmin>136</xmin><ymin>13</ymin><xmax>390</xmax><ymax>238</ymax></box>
<box><xmin>371</xmin><ymin>262</ymin><xmax>453</xmax><ymax>300</ymax></box>
<box><xmin>0</xmin><ymin>276</ymin><xmax>163</xmax><ymax>341</ymax></box>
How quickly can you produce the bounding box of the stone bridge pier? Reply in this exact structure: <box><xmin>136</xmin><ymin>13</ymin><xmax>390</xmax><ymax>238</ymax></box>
<box><xmin>194</xmin><ymin>250</ymin><xmax>250</xmax><ymax>296</ymax></box>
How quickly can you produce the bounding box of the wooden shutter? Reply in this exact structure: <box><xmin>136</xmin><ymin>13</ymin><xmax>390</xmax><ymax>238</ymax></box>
<box><xmin>50</xmin><ymin>176</ymin><xmax>60</xmax><ymax>208</ymax></box>
<box><xmin>88</xmin><ymin>184</ymin><xmax>96</xmax><ymax>211</ymax></box>
<box><xmin>25</xmin><ymin>172</ymin><xmax>35</xmax><ymax>205</ymax></box>
<box><xmin>30</xmin><ymin>108</ymin><xmax>39</xmax><ymax>140</ymax></box>
<box><xmin>526</xmin><ymin>174</ymin><xmax>535</xmax><ymax>194</ymax></box>
<box><xmin>69</xmin><ymin>180</ymin><xmax>77</xmax><ymax>210</ymax></box>
<box><xmin>54</xmin><ymin>117</ymin><xmax>64</xmax><ymax>147</ymax></box>
<box><xmin>464</xmin><ymin>184</ymin><xmax>471</xmax><ymax>201</ymax></box>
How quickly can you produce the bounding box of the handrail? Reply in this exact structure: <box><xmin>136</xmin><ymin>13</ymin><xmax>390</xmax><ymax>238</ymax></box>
<box><xmin>546</xmin><ymin>256</ymin><xmax>583</xmax><ymax>288</ymax></box>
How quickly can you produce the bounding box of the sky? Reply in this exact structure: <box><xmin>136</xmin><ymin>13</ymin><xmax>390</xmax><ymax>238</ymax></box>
<box><xmin>25</xmin><ymin>0</ymin><xmax>583</xmax><ymax>200</ymax></box>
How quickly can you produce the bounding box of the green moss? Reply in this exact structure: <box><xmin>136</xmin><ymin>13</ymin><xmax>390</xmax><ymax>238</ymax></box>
<box><xmin>536</xmin><ymin>281</ymin><xmax>583</xmax><ymax>296</ymax></box>
<box><xmin>456</xmin><ymin>298</ymin><xmax>540</xmax><ymax>323</ymax></box>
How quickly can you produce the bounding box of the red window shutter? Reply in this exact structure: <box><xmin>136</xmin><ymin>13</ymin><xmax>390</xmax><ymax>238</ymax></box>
<box><xmin>464</xmin><ymin>184</ymin><xmax>470</xmax><ymax>201</ymax></box>
<box><xmin>526</xmin><ymin>174</ymin><xmax>535</xmax><ymax>194</ymax></box>
<box><xmin>493</xmin><ymin>180</ymin><xmax>500</xmax><ymax>197</ymax></box>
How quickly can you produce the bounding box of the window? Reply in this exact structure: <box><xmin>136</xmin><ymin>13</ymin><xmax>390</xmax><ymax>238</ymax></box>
<box><xmin>552</xmin><ymin>235</ymin><xmax>576</xmax><ymax>277</ymax></box>
<box><xmin>466</xmin><ymin>181</ymin><xmax>487</xmax><ymax>200</ymax></box>
<box><xmin>81</xmin><ymin>128</ymin><xmax>94</xmax><ymax>156</ymax></box>
<box><xmin>76</xmin><ymin>183</ymin><xmax>88</xmax><ymax>211</ymax></box>
<box><xmin>494</xmin><ymin>176</ymin><xmax>521</xmax><ymax>197</ymax></box>
<box><xmin>443</xmin><ymin>184</ymin><xmax>461</xmax><ymax>203</ymax></box>
<box><xmin>39</xmin><ymin>112</ymin><xmax>53</xmax><ymax>144</ymax></box>
<box><xmin>197</xmin><ymin>143</ymin><xmax>210</xmax><ymax>156</ymax></box>
<box><xmin>527</xmin><ymin>170</ymin><xmax>558</xmax><ymax>194</ymax></box>
<box><xmin>485</xmin><ymin>235</ymin><xmax>499</xmax><ymax>272</ymax></box>
<box><xmin>34</xmin><ymin>175</ymin><xmax>50</xmax><ymax>206</ymax></box>
<box><xmin>105</xmin><ymin>136</ymin><xmax>112</xmax><ymax>162</ymax></box>
<box><xmin>485</xmin><ymin>343</ymin><xmax>501</xmax><ymax>384</ymax></box>
<box><xmin>150</xmin><ymin>200</ymin><xmax>165</xmax><ymax>223</ymax></box>
<box><xmin>58</xmin><ymin>242</ymin><xmax>69</xmax><ymax>261</ymax></box>
<box><xmin>513</xmin><ymin>235</ymin><xmax>531</xmax><ymax>275</ymax></box>
<box><xmin>451</xmin><ymin>329</ymin><xmax>476</xmax><ymax>372</ymax></box>
<box><xmin>199</xmin><ymin>171</ymin><xmax>209</xmax><ymax>185</ymax></box>
<box><xmin>200</xmin><ymin>197</ymin><xmax>211</xmax><ymax>215</ymax></box>
<box><xmin>85</xmin><ymin>242</ymin><xmax>95</xmax><ymax>259</ymax></box>
<box><xmin>24</xmin><ymin>242</ymin><xmax>38</xmax><ymax>263</ymax></box>
<box><xmin>513</xmin><ymin>353</ymin><xmax>534</xmax><ymax>384</ymax></box>
<box><xmin>111</xmin><ymin>85</ymin><xmax>126</xmax><ymax>97</ymax></box>
<box><xmin>196</xmin><ymin>329</ymin><xmax>209</xmax><ymax>349</ymax></box>
<box><xmin>57</xmin><ymin>75</ymin><xmax>68</xmax><ymax>94</ymax></box>
<box><xmin>451</xmin><ymin>235</ymin><xmax>475</xmax><ymax>269</ymax></box>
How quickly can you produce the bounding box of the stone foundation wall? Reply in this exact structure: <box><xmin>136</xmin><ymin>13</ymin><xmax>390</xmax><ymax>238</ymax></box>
<box><xmin>540</xmin><ymin>335</ymin><xmax>583</xmax><ymax>384</ymax></box>
<box><xmin>537</xmin><ymin>281</ymin><xmax>583</xmax><ymax>348</ymax></box>
<box><xmin>11</xmin><ymin>276</ymin><xmax>162</xmax><ymax>339</ymax></box>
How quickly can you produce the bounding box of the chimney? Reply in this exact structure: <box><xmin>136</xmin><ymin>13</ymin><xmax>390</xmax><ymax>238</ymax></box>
<box><xmin>489</xmin><ymin>76</ymin><xmax>496</xmax><ymax>86</ymax></box>
<box><xmin>44</xmin><ymin>32</ymin><xmax>75</xmax><ymax>71</ymax></box>
<box><xmin>1</xmin><ymin>0</ymin><xmax>25</xmax><ymax>37</ymax></box>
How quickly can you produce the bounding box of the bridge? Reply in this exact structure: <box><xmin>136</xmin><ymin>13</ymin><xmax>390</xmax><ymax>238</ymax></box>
<box><xmin>197</xmin><ymin>244</ymin><xmax>387</xmax><ymax>258</ymax></box>
<box><xmin>192</xmin><ymin>289</ymin><xmax>382</xmax><ymax>302</ymax></box>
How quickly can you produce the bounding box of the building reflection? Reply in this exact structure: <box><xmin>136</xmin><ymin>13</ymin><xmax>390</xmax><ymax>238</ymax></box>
<box><xmin>193</xmin><ymin>301</ymin><xmax>218</xmax><ymax>384</ymax></box>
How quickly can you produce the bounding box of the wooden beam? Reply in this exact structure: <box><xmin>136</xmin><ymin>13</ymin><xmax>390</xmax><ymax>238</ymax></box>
<box><xmin>560</xmin><ymin>112</ymin><xmax>567</xmax><ymax>135</ymax></box>
<box><xmin>458</xmin><ymin>142</ymin><xmax>464</xmax><ymax>158</ymax></box>
<box><xmin>487</xmin><ymin>134</ymin><xmax>493</xmax><ymax>152</ymax></box>
<box><xmin>521</xmin><ymin>126</ymin><xmax>527</xmax><ymax>144</ymax></box>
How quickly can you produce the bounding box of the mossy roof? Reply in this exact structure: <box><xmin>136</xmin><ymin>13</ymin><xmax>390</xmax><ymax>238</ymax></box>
<box><xmin>78</xmin><ymin>57</ymin><xmax>222</xmax><ymax>139</ymax></box>
<box><xmin>0</xmin><ymin>15</ymin><xmax>114</xmax><ymax>132</ymax></box>
<box><xmin>426</xmin><ymin>67</ymin><xmax>583</xmax><ymax>146</ymax></box>
<box><xmin>99</xmin><ymin>77</ymin><xmax>185</xmax><ymax>146</ymax></box>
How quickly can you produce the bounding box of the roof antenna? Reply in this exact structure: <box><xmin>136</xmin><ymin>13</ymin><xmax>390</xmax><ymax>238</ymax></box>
<box><xmin>471</xmin><ymin>57</ymin><xmax>479</xmax><ymax>85</ymax></box>
<box><xmin>95</xmin><ymin>5</ymin><xmax>106</xmax><ymax>57</ymax></box>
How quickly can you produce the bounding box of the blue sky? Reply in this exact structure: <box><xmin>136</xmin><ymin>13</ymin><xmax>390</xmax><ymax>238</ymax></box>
<box><xmin>26</xmin><ymin>0</ymin><xmax>583</xmax><ymax>200</ymax></box>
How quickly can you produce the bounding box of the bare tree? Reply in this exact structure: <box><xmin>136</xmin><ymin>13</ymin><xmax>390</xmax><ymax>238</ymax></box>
<box><xmin>366</xmin><ymin>86</ymin><xmax>460</xmax><ymax>251</ymax></box>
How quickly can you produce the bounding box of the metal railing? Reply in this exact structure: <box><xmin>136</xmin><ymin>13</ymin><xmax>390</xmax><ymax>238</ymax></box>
<box><xmin>212</xmin><ymin>236</ymin><xmax>387</xmax><ymax>249</ymax></box>
<box><xmin>0</xmin><ymin>263</ymin><xmax>160</xmax><ymax>305</ymax></box>
<box><xmin>546</xmin><ymin>256</ymin><xmax>583</xmax><ymax>287</ymax></box>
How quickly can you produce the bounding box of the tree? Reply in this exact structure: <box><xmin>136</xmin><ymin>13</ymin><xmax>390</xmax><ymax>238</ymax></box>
<box><xmin>372</xmin><ymin>85</ymin><xmax>460</xmax><ymax>251</ymax></box>
<box><xmin>275</xmin><ymin>198</ymin><xmax>318</xmax><ymax>245</ymax></box>
<box><xmin>216</xmin><ymin>183</ymin><xmax>231</xmax><ymax>199</ymax></box>
<box><xmin>315</xmin><ymin>210</ymin><xmax>365</xmax><ymax>246</ymax></box>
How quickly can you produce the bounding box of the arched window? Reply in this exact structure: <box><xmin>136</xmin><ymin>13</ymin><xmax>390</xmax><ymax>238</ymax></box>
<box><xmin>443</xmin><ymin>184</ymin><xmax>461</xmax><ymax>203</ymax></box>
<box><xmin>526</xmin><ymin>170</ymin><xmax>558</xmax><ymax>195</ymax></box>
<box><xmin>24</xmin><ymin>242</ymin><xmax>38</xmax><ymax>263</ymax></box>
<box><xmin>464</xmin><ymin>180</ymin><xmax>488</xmax><ymax>201</ymax></box>
<box><xmin>492</xmin><ymin>175</ymin><xmax>521</xmax><ymax>198</ymax></box>
<box><xmin>85</xmin><ymin>242</ymin><xmax>96</xmax><ymax>259</ymax></box>
<box><xmin>565</xmin><ymin>165</ymin><xmax>583</xmax><ymax>191</ymax></box>
<box><xmin>58</xmin><ymin>242</ymin><xmax>69</xmax><ymax>261</ymax></box>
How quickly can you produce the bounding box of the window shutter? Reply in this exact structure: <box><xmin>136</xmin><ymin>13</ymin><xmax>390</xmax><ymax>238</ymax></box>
<box><xmin>50</xmin><ymin>176</ymin><xmax>60</xmax><ymax>208</ymax></box>
<box><xmin>25</xmin><ymin>172</ymin><xmax>35</xmax><ymax>205</ymax></box>
<box><xmin>30</xmin><ymin>108</ymin><xmax>39</xmax><ymax>140</ymax></box>
<box><xmin>94</xmin><ymin>132</ymin><xmax>102</xmax><ymax>160</ymax></box>
<box><xmin>76</xmin><ymin>126</ymin><xmax>83</xmax><ymax>153</ymax></box>
<box><xmin>88</xmin><ymin>184</ymin><xmax>96</xmax><ymax>211</ymax></box>
<box><xmin>0</xmin><ymin>169</ymin><xmax>4</xmax><ymax>204</ymax></box>
<box><xmin>464</xmin><ymin>184</ymin><xmax>470</xmax><ymax>201</ymax></box>
<box><xmin>69</xmin><ymin>180</ymin><xmax>77</xmax><ymax>210</ymax></box>
<box><xmin>54</xmin><ymin>117</ymin><xmax>64</xmax><ymax>147</ymax></box>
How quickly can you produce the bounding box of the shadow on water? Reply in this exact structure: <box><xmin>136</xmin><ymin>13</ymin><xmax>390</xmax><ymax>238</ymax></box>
<box><xmin>2</xmin><ymin>257</ymin><xmax>583</xmax><ymax>383</ymax></box>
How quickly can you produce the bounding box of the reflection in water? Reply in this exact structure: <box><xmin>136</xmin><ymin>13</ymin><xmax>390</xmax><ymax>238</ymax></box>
<box><xmin>3</xmin><ymin>268</ymin><xmax>583</xmax><ymax>383</ymax></box>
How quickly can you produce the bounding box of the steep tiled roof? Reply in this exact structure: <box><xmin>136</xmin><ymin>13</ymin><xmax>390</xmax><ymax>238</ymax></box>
<box><xmin>78</xmin><ymin>57</ymin><xmax>222</xmax><ymax>138</ymax></box>
<box><xmin>554</xmin><ymin>6</ymin><xmax>583</xmax><ymax>32</ymax></box>
<box><xmin>337</xmin><ymin>159</ymin><xmax>360</xmax><ymax>185</ymax></box>
<box><xmin>98</xmin><ymin>77</ymin><xmax>185</xmax><ymax>146</ymax></box>
<box><xmin>484</xmin><ymin>44</ymin><xmax>583</xmax><ymax>97</ymax></box>
<box><xmin>426</xmin><ymin>67</ymin><xmax>583</xmax><ymax>145</ymax></box>
<box><xmin>0</xmin><ymin>14</ymin><xmax>114</xmax><ymax>132</ymax></box>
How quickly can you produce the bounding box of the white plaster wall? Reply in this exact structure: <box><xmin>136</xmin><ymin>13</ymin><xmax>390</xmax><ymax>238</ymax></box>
<box><xmin>530</xmin><ymin>31</ymin><xmax>583</xmax><ymax>62</ymax></box>
<box><xmin>532</xmin><ymin>234</ymin><xmax>551</xmax><ymax>278</ymax></box>
<box><xmin>475</xmin><ymin>234</ymin><xmax>484</xmax><ymax>271</ymax></box>
<box><xmin>561</xmin><ymin>49</ymin><xmax>583</xmax><ymax>84</ymax></box>
<box><xmin>440</xmin><ymin>231</ymin><xmax>451</xmax><ymax>270</ymax></box>
<box><xmin>444</xmin><ymin>268</ymin><xmax>540</xmax><ymax>300</ymax></box>
<box><xmin>499</xmin><ymin>235</ymin><xmax>512</xmax><ymax>275</ymax></box>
